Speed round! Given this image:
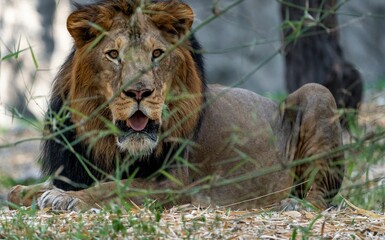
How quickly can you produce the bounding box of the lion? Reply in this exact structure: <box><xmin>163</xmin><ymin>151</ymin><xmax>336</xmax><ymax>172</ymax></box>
<box><xmin>8</xmin><ymin>0</ymin><xmax>344</xmax><ymax>211</ymax></box>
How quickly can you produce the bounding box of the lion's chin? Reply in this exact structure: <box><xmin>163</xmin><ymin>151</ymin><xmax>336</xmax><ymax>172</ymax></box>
<box><xmin>114</xmin><ymin>118</ymin><xmax>160</xmax><ymax>157</ymax></box>
<box><xmin>117</xmin><ymin>135</ymin><xmax>158</xmax><ymax>156</ymax></box>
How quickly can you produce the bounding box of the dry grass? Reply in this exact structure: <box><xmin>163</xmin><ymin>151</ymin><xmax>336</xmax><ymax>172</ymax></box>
<box><xmin>1</xmin><ymin>202</ymin><xmax>385</xmax><ymax>239</ymax></box>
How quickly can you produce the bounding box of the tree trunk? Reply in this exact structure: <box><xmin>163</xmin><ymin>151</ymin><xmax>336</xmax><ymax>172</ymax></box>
<box><xmin>281</xmin><ymin>0</ymin><xmax>362</xmax><ymax>110</ymax></box>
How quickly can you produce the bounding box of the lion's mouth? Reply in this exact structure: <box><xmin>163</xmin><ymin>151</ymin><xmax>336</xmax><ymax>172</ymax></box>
<box><xmin>115</xmin><ymin>111</ymin><xmax>159</xmax><ymax>143</ymax></box>
<box><xmin>127</xmin><ymin>111</ymin><xmax>149</xmax><ymax>131</ymax></box>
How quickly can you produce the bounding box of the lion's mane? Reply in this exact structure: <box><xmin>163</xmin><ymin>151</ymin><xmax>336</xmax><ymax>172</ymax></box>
<box><xmin>41</xmin><ymin>0</ymin><xmax>206</xmax><ymax>190</ymax></box>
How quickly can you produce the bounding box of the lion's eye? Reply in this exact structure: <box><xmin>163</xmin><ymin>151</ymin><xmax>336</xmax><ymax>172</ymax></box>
<box><xmin>107</xmin><ymin>50</ymin><xmax>119</xmax><ymax>59</ymax></box>
<box><xmin>152</xmin><ymin>49</ymin><xmax>164</xmax><ymax>60</ymax></box>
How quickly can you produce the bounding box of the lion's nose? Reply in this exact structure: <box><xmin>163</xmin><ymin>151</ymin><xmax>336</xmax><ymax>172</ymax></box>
<box><xmin>123</xmin><ymin>89</ymin><xmax>154</xmax><ymax>101</ymax></box>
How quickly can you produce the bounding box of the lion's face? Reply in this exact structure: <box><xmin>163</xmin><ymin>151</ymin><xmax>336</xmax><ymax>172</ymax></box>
<box><xmin>66</xmin><ymin>1</ymin><xmax>201</xmax><ymax>157</ymax></box>
<box><xmin>95</xmin><ymin>18</ymin><xmax>177</xmax><ymax>155</ymax></box>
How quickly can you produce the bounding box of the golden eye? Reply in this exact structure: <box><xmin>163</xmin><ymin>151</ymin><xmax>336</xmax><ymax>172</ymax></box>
<box><xmin>152</xmin><ymin>49</ymin><xmax>164</xmax><ymax>59</ymax></box>
<box><xmin>107</xmin><ymin>50</ymin><xmax>119</xmax><ymax>59</ymax></box>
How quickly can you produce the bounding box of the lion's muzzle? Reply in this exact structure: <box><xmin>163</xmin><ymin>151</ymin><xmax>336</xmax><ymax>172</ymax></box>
<box><xmin>115</xmin><ymin>112</ymin><xmax>159</xmax><ymax>143</ymax></box>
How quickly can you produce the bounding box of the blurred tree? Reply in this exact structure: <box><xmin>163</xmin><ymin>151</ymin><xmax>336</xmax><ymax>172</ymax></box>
<box><xmin>281</xmin><ymin>0</ymin><xmax>363</xmax><ymax>110</ymax></box>
<box><xmin>0</xmin><ymin>0</ymin><xmax>57</xmax><ymax>122</ymax></box>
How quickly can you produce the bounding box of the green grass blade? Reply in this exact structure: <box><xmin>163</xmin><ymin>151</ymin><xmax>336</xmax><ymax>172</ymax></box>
<box><xmin>26</xmin><ymin>39</ymin><xmax>39</xmax><ymax>69</ymax></box>
<box><xmin>0</xmin><ymin>47</ymin><xmax>29</xmax><ymax>62</ymax></box>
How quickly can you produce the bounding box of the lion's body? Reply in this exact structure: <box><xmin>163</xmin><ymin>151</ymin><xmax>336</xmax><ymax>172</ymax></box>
<box><xmin>191</xmin><ymin>86</ymin><xmax>292</xmax><ymax>208</ymax></box>
<box><xmin>8</xmin><ymin>0</ymin><xmax>344</xmax><ymax>211</ymax></box>
<box><xmin>190</xmin><ymin>84</ymin><xmax>343</xmax><ymax>208</ymax></box>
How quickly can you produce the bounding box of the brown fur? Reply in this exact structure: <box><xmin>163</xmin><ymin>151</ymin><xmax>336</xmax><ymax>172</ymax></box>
<box><xmin>56</xmin><ymin>0</ymin><xmax>203</xmax><ymax>166</ymax></box>
<box><xmin>8</xmin><ymin>0</ymin><xmax>344</xmax><ymax>211</ymax></box>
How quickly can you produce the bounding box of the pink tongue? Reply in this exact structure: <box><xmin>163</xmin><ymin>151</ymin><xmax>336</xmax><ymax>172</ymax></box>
<box><xmin>127</xmin><ymin>111</ymin><xmax>149</xmax><ymax>131</ymax></box>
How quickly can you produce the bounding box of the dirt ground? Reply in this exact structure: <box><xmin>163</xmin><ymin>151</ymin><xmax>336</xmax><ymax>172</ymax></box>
<box><xmin>1</xmin><ymin>199</ymin><xmax>385</xmax><ymax>238</ymax></box>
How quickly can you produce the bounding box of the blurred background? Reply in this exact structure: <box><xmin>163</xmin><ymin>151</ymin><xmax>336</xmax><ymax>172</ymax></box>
<box><xmin>1</xmin><ymin>0</ymin><xmax>385</xmax><ymax>207</ymax></box>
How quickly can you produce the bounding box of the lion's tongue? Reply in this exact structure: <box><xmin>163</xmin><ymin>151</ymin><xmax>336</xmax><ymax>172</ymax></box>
<box><xmin>127</xmin><ymin>111</ymin><xmax>149</xmax><ymax>131</ymax></box>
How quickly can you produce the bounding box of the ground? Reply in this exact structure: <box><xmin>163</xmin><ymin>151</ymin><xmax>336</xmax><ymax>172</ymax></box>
<box><xmin>1</xmin><ymin>203</ymin><xmax>385</xmax><ymax>238</ymax></box>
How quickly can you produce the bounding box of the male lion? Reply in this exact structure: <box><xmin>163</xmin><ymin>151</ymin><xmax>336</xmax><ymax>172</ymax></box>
<box><xmin>8</xmin><ymin>0</ymin><xmax>344</xmax><ymax>211</ymax></box>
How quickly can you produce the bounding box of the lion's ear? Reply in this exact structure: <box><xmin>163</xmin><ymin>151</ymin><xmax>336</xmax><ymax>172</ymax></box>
<box><xmin>148</xmin><ymin>2</ymin><xmax>194</xmax><ymax>40</ymax></box>
<box><xmin>67</xmin><ymin>7</ymin><xmax>113</xmax><ymax>48</ymax></box>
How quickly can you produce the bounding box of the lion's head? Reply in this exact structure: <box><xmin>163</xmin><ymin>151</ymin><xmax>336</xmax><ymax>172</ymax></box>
<box><xmin>54</xmin><ymin>0</ymin><xmax>204</xmax><ymax>161</ymax></box>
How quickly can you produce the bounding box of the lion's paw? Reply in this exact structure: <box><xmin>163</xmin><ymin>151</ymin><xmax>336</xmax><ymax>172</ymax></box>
<box><xmin>37</xmin><ymin>189</ymin><xmax>86</xmax><ymax>212</ymax></box>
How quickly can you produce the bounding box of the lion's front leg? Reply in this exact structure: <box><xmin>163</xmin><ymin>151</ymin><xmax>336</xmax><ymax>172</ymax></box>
<box><xmin>7</xmin><ymin>181</ymin><xmax>91</xmax><ymax>211</ymax></box>
<box><xmin>9</xmin><ymin>167</ymin><xmax>190</xmax><ymax>211</ymax></box>
<box><xmin>35</xmin><ymin>181</ymin><xmax>120</xmax><ymax>211</ymax></box>
<box><xmin>36</xmin><ymin>178</ymin><xmax>191</xmax><ymax>211</ymax></box>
